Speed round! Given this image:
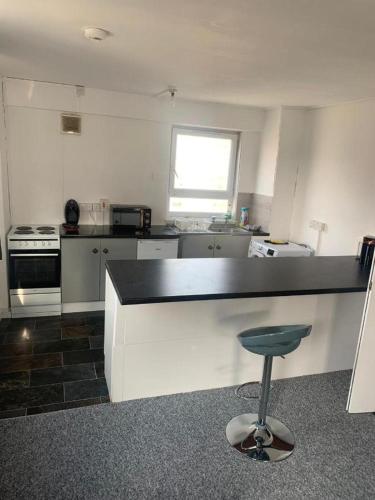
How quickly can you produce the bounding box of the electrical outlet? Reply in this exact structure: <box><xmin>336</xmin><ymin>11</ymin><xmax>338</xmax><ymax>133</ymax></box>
<box><xmin>79</xmin><ymin>203</ymin><xmax>92</xmax><ymax>212</ymax></box>
<box><xmin>99</xmin><ymin>198</ymin><xmax>109</xmax><ymax>210</ymax></box>
<box><xmin>309</xmin><ymin>220</ymin><xmax>327</xmax><ymax>232</ymax></box>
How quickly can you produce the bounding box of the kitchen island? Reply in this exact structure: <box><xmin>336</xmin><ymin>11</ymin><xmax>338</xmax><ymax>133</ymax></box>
<box><xmin>104</xmin><ymin>257</ymin><xmax>369</xmax><ymax>402</ymax></box>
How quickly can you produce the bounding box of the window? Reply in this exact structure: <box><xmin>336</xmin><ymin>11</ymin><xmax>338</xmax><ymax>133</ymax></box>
<box><xmin>169</xmin><ymin>127</ymin><xmax>239</xmax><ymax>216</ymax></box>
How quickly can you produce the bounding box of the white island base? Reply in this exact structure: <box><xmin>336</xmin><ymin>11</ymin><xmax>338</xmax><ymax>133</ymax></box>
<box><xmin>104</xmin><ymin>271</ymin><xmax>365</xmax><ymax>403</ymax></box>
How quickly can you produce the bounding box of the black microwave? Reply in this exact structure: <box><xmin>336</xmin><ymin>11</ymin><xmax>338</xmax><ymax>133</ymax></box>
<box><xmin>110</xmin><ymin>204</ymin><xmax>152</xmax><ymax>230</ymax></box>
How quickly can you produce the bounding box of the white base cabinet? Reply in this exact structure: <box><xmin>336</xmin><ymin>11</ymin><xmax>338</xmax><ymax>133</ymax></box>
<box><xmin>62</xmin><ymin>238</ymin><xmax>137</xmax><ymax>303</ymax></box>
<box><xmin>100</xmin><ymin>240</ymin><xmax>137</xmax><ymax>300</ymax></box>
<box><xmin>180</xmin><ymin>234</ymin><xmax>252</xmax><ymax>258</ymax></box>
<box><xmin>62</xmin><ymin>234</ymin><xmax>250</xmax><ymax>305</ymax></box>
<box><xmin>137</xmin><ymin>239</ymin><xmax>179</xmax><ymax>260</ymax></box>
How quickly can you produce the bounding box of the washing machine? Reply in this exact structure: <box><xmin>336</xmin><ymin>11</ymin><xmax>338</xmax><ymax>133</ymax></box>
<box><xmin>249</xmin><ymin>239</ymin><xmax>313</xmax><ymax>258</ymax></box>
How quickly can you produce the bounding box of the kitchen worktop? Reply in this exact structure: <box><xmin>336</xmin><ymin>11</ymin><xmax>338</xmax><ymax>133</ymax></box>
<box><xmin>106</xmin><ymin>256</ymin><xmax>369</xmax><ymax>305</ymax></box>
<box><xmin>60</xmin><ymin>224</ymin><xmax>179</xmax><ymax>239</ymax></box>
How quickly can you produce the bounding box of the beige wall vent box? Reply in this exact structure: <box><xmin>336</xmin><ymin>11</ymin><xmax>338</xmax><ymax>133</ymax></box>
<box><xmin>61</xmin><ymin>114</ymin><xmax>81</xmax><ymax>135</ymax></box>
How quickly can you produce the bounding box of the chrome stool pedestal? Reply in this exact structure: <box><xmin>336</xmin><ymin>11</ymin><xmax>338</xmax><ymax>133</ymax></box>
<box><xmin>226</xmin><ymin>325</ymin><xmax>312</xmax><ymax>463</ymax></box>
<box><xmin>227</xmin><ymin>356</ymin><xmax>294</xmax><ymax>462</ymax></box>
<box><xmin>226</xmin><ymin>414</ymin><xmax>295</xmax><ymax>462</ymax></box>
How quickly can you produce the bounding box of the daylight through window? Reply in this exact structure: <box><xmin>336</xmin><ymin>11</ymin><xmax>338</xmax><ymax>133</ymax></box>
<box><xmin>169</xmin><ymin>127</ymin><xmax>239</xmax><ymax>216</ymax></box>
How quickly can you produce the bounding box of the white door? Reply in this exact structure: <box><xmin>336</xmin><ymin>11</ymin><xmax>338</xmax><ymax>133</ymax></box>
<box><xmin>180</xmin><ymin>235</ymin><xmax>214</xmax><ymax>258</ymax></box>
<box><xmin>99</xmin><ymin>239</ymin><xmax>137</xmax><ymax>300</ymax></box>
<box><xmin>137</xmin><ymin>239</ymin><xmax>178</xmax><ymax>260</ymax></box>
<box><xmin>347</xmin><ymin>259</ymin><xmax>375</xmax><ymax>413</ymax></box>
<box><xmin>213</xmin><ymin>235</ymin><xmax>252</xmax><ymax>258</ymax></box>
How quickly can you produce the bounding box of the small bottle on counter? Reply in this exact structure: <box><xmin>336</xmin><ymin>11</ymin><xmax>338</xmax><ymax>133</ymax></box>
<box><xmin>240</xmin><ymin>207</ymin><xmax>249</xmax><ymax>227</ymax></box>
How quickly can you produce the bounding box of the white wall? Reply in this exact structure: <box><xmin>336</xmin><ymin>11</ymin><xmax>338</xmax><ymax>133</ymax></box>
<box><xmin>237</xmin><ymin>131</ymin><xmax>261</xmax><ymax>193</ymax></box>
<box><xmin>290</xmin><ymin>100</ymin><xmax>375</xmax><ymax>254</ymax></box>
<box><xmin>4</xmin><ymin>78</ymin><xmax>265</xmax><ymax>225</ymax></box>
<box><xmin>269</xmin><ymin>108</ymin><xmax>307</xmax><ymax>239</ymax></box>
<box><xmin>6</xmin><ymin>107</ymin><xmax>172</xmax><ymax>224</ymax></box>
<box><xmin>253</xmin><ymin>108</ymin><xmax>281</xmax><ymax>196</ymax></box>
<box><xmin>0</xmin><ymin>83</ymin><xmax>11</xmax><ymax>316</ymax></box>
<box><xmin>0</xmin><ymin>157</ymin><xmax>10</xmax><ymax>316</ymax></box>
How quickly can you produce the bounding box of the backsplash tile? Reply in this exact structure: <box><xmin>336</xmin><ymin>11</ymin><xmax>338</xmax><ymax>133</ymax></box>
<box><xmin>236</xmin><ymin>192</ymin><xmax>272</xmax><ymax>231</ymax></box>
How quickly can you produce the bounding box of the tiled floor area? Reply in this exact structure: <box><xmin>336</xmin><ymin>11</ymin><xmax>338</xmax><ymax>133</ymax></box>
<box><xmin>0</xmin><ymin>311</ymin><xmax>109</xmax><ymax>419</ymax></box>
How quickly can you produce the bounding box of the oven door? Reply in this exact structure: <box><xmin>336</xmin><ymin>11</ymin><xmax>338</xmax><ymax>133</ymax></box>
<box><xmin>8</xmin><ymin>249</ymin><xmax>61</xmax><ymax>293</ymax></box>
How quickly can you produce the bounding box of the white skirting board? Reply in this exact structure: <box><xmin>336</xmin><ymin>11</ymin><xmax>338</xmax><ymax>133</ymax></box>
<box><xmin>104</xmin><ymin>271</ymin><xmax>366</xmax><ymax>403</ymax></box>
<box><xmin>2</xmin><ymin>303</ymin><xmax>104</xmax><ymax>317</ymax></box>
<box><xmin>62</xmin><ymin>302</ymin><xmax>105</xmax><ymax>314</ymax></box>
<box><xmin>0</xmin><ymin>308</ymin><xmax>11</xmax><ymax>319</ymax></box>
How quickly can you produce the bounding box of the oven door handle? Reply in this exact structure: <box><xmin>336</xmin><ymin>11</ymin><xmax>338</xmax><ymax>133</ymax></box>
<box><xmin>10</xmin><ymin>253</ymin><xmax>59</xmax><ymax>257</ymax></box>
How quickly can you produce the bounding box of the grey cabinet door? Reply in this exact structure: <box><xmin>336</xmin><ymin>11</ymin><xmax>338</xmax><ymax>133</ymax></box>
<box><xmin>62</xmin><ymin>238</ymin><xmax>101</xmax><ymax>303</ymax></box>
<box><xmin>213</xmin><ymin>235</ymin><xmax>252</xmax><ymax>258</ymax></box>
<box><xmin>99</xmin><ymin>239</ymin><xmax>137</xmax><ymax>300</ymax></box>
<box><xmin>180</xmin><ymin>235</ymin><xmax>215</xmax><ymax>258</ymax></box>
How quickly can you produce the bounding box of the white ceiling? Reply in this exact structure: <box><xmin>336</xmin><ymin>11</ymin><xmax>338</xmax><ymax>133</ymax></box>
<box><xmin>1</xmin><ymin>0</ymin><xmax>375</xmax><ymax>107</ymax></box>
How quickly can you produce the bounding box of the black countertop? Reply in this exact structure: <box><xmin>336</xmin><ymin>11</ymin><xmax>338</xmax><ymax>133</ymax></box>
<box><xmin>60</xmin><ymin>224</ymin><xmax>268</xmax><ymax>239</ymax></box>
<box><xmin>60</xmin><ymin>225</ymin><xmax>179</xmax><ymax>239</ymax></box>
<box><xmin>105</xmin><ymin>256</ymin><xmax>369</xmax><ymax>305</ymax></box>
<box><xmin>247</xmin><ymin>230</ymin><xmax>269</xmax><ymax>237</ymax></box>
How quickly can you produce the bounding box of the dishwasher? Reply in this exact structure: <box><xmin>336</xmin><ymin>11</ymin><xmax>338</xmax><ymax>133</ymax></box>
<box><xmin>137</xmin><ymin>239</ymin><xmax>179</xmax><ymax>260</ymax></box>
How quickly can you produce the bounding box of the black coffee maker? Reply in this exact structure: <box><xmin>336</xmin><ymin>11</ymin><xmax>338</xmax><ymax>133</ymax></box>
<box><xmin>359</xmin><ymin>235</ymin><xmax>375</xmax><ymax>269</ymax></box>
<box><xmin>64</xmin><ymin>199</ymin><xmax>80</xmax><ymax>226</ymax></box>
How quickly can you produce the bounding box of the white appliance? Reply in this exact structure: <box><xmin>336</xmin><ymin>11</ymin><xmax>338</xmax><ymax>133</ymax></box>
<box><xmin>137</xmin><ymin>239</ymin><xmax>179</xmax><ymax>260</ymax></box>
<box><xmin>7</xmin><ymin>225</ymin><xmax>62</xmax><ymax>317</ymax></box>
<box><xmin>249</xmin><ymin>239</ymin><xmax>312</xmax><ymax>258</ymax></box>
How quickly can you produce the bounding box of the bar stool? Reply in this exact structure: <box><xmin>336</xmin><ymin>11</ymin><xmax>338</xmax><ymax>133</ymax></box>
<box><xmin>226</xmin><ymin>324</ymin><xmax>312</xmax><ymax>462</ymax></box>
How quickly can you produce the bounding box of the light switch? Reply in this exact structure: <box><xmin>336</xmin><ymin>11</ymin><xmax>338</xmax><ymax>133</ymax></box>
<box><xmin>309</xmin><ymin>220</ymin><xmax>327</xmax><ymax>232</ymax></box>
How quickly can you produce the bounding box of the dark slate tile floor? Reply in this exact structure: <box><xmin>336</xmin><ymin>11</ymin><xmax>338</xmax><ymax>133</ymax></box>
<box><xmin>0</xmin><ymin>311</ymin><xmax>109</xmax><ymax>419</ymax></box>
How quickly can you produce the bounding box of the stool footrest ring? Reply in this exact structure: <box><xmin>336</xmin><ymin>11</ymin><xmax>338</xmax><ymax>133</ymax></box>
<box><xmin>235</xmin><ymin>381</ymin><xmax>260</xmax><ymax>400</ymax></box>
<box><xmin>235</xmin><ymin>381</ymin><xmax>273</xmax><ymax>400</ymax></box>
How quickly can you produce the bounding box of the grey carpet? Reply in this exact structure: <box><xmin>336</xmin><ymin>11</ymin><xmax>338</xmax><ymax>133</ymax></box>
<box><xmin>0</xmin><ymin>370</ymin><xmax>374</xmax><ymax>500</ymax></box>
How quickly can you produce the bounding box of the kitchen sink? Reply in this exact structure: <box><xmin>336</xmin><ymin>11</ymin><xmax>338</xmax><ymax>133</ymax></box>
<box><xmin>208</xmin><ymin>228</ymin><xmax>248</xmax><ymax>234</ymax></box>
<box><xmin>171</xmin><ymin>222</ymin><xmax>251</xmax><ymax>235</ymax></box>
<box><xmin>207</xmin><ymin>224</ymin><xmax>249</xmax><ymax>234</ymax></box>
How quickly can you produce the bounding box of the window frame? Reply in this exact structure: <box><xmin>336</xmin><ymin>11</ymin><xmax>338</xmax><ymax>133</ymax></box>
<box><xmin>168</xmin><ymin>126</ymin><xmax>239</xmax><ymax>217</ymax></box>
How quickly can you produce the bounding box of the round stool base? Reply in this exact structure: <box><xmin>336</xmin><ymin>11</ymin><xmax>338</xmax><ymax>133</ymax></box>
<box><xmin>226</xmin><ymin>413</ymin><xmax>295</xmax><ymax>462</ymax></box>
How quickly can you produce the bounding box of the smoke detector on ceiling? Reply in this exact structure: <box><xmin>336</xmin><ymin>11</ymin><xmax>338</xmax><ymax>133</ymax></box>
<box><xmin>83</xmin><ymin>27</ymin><xmax>111</xmax><ymax>41</ymax></box>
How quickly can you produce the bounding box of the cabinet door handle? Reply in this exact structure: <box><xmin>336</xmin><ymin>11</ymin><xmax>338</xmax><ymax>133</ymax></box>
<box><xmin>103</xmin><ymin>248</ymin><xmax>109</xmax><ymax>254</ymax></box>
<box><xmin>216</xmin><ymin>245</ymin><xmax>222</xmax><ymax>250</ymax></box>
<box><xmin>208</xmin><ymin>244</ymin><xmax>214</xmax><ymax>250</ymax></box>
<box><xmin>92</xmin><ymin>248</ymin><xmax>98</xmax><ymax>254</ymax></box>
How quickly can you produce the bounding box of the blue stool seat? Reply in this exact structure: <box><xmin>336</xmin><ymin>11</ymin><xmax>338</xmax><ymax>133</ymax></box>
<box><xmin>238</xmin><ymin>324</ymin><xmax>312</xmax><ymax>357</ymax></box>
<box><xmin>226</xmin><ymin>323</ymin><xmax>312</xmax><ymax>462</ymax></box>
